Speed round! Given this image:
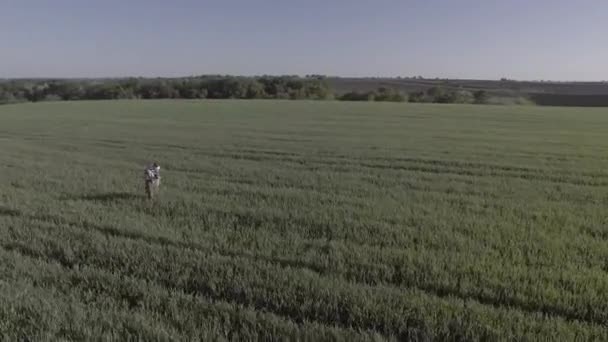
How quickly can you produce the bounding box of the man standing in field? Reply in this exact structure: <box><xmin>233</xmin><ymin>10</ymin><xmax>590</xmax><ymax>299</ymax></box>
<box><xmin>144</xmin><ymin>162</ymin><xmax>161</xmax><ymax>200</ymax></box>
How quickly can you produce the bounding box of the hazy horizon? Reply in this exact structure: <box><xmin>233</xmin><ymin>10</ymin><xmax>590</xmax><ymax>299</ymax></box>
<box><xmin>2</xmin><ymin>0</ymin><xmax>607</xmax><ymax>81</ymax></box>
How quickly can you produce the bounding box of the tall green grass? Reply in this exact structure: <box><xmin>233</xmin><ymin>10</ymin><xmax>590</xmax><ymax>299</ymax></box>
<box><xmin>1</xmin><ymin>100</ymin><xmax>608</xmax><ymax>340</ymax></box>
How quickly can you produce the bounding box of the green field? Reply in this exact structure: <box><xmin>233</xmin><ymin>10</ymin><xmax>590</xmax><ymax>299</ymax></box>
<box><xmin>1</xmin><ymin>100</ymin><xmax>608</xmax><ymax>341</ymax></box>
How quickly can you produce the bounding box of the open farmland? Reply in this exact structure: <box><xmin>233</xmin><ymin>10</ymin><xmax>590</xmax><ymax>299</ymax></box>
<box><xmin>1</xmin><ymin>100</ymin><xmax>608</xmax><ymax>340</ymax></box>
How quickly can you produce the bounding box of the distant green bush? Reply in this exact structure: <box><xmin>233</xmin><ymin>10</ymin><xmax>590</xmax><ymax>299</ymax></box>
<box><xmin>339</xmin><ymin>92</ymin><xmax>372</xmax><ymax>101</ymax></box>
<box><xmin>375</xmin><ymin>87</ymin><xmax>407</xmax><ymax>102</ymax></box>
<box><xmin>408</xmin><ymin>91</ymin><xmax>427</xmax><ymax>103</ymax></box>
<box><xmin>0</xmin><ymin>90</ymin><xmax>18</xmax><ymax>104</ymax></box>
<box><xmin>42</xmin><ymin>94</ymin><xmax>63</xmax><ymax>102</ymax></box>
<box><xmin>473</xmin><ymin>90</ymin><xmax>489</xmax><ymax>104</ymax></box>
<box><xmin>339</xmin><ymin>87</ymin><xmax>406</xmax><ymax>102</ymax></box>
<box><xmin>409</xmin><ymin>87</ymin><xmax>475</xmax><ymax>104</ymax></box>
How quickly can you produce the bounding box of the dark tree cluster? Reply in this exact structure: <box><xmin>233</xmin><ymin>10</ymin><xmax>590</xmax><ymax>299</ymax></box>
<box><xmin>339</xmin><ymin>87</ymin><xmax>407</xmax><ymax>102</ymax></box>
<box><xmin>0</xmin><ymin>76</ymin><xmax>333</xmax><ymax>104</ymax></box>
<box><xmin>339</xmin><ymin>86</ymin><xmax>489</xmax><ymax>104</ymax></box>
<box><xmin>408</xmin><ymin>87</ymin><xmax>488</xmax><ymax>104</ymax></box>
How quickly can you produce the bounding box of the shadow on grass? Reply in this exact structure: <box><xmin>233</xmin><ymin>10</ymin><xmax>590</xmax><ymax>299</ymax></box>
<box><xmin>0</xmin><ymin>206</ymin><xmax>21</xmax><ymax>217</ymax></box>
<box><xmin>66</xmin><ymin>192</ymin><xmax>140</xmax><ymax>203</ymax></box>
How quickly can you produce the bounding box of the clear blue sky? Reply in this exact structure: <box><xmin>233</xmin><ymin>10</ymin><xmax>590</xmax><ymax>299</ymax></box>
<box><xmin>1</xmin><ymin>0</ymin><xmax>606</xmax><ymax>80</ymax></box>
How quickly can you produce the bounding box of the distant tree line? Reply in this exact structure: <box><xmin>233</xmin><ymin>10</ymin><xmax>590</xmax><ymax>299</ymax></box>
<box><xmin>0</xmin><ymin>76</ymin><xmax>333</xmax><ymax>104</ymax></box>
<box><xmin>0</xmin><ymin>76</ymin><xmax>493</xmax><ymax>105</ymax></box>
